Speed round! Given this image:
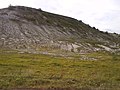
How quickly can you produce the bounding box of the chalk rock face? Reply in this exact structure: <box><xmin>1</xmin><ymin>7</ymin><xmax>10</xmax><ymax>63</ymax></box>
<box><xmin>0</xmin><ymin>6</ymin><xmax>120</xmax><ymax>53</ymax></box>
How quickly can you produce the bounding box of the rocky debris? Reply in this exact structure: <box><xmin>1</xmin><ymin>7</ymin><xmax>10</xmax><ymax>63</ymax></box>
<box><xmin>80</xmin><ymin>55</ymin><xmax>98</xmax><ymax>60</ymax></box>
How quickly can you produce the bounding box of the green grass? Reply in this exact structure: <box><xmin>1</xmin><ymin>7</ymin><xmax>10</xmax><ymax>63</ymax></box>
<box><xmin>0</xmin><ymin>50</ymin><xmax>120</xmax><ymax>90</ymax></box>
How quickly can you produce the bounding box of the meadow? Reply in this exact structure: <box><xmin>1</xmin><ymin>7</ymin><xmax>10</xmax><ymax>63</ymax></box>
<box><xmin>0</xmin><ymin>50</ymin><xmax>120</xmax><ymax>90</ymax></box>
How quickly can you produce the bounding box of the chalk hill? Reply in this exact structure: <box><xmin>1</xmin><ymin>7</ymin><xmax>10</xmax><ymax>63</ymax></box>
<box><xmin>0</xmin><ymin>6</ymin><xmax>120</xmax><ymax>54</ymax></box>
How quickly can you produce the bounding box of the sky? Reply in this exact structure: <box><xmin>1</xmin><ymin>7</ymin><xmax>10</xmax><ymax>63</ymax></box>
<box><xmin>0</xmin><ymin>0</ymin><xmax>120</xmax><ymax>34</ymax></box>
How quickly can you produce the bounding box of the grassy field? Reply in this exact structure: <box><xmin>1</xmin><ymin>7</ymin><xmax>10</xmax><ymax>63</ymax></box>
<box><xmin>0</xmin><ymin>50</ymin><xmax>120</xmax><ymax>90</ymax></box>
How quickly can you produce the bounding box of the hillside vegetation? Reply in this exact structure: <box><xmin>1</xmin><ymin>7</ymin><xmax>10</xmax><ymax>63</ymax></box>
<box><xmin>0</xmin><ymin>50</ymin><xmax>120</xmax><ymax>90</ymax></box>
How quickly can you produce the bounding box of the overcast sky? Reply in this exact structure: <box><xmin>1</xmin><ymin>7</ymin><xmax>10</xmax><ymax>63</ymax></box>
<box><xmin>0</xmin><ymin>0</ymin><xmax>120</xmax><ymax>34</ymax></box>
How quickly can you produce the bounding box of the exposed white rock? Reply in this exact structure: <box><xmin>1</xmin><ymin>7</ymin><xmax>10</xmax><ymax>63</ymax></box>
<box><xmin>98</xmin><ymin>45</ymin><xmax>112</xmax><ymax>51</ymax></box>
